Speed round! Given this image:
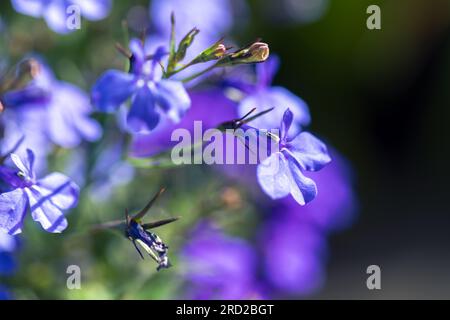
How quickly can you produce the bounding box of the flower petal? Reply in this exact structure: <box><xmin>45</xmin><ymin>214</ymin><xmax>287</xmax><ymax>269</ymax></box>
<box><xmin>11</xmin><ymin>0</ymin><xmax>45</xmax><ymax>17</ymax></box>
<box><xmin>257</xmin><ymin>152</ymin><xmax>291</xmax><ymax>199</ymax></box>
<box><xmin>127</xmin><ymin>86</ymin><xmax>160</xmax><ymax>133</ymax></box>
<box><xmin>36</xmin><ymin>172</ymin><xmax>79</xmax><ymax>210</ymax></box>
<box><xmin>154</xmin><ymin>80</ymin><xmax>191</xmax><ymax>123</ymax></box>
<box><xmin>10</xmin><ymin>149</ymin><xmax>34</xmax><ymax>179</ymax></box>
<box><xmin>287</xmin><ymin>132</ymin><xmax>331</xmax><ymax>171</ymax></box>
<box><xmin>238</xmin><ymin>87</ymin><xmax>311</xmax><ymax>132</ymax></box>
<box><xmin>280</xmin><ymin>108</ymin><xmax>293</xmax><ymax>141</ymax></box>
<box><xmin>284</xmin><ymin>151</ymin><xmax>318</xmax><ymax>205</ymax></box>
<box><xmin>43</xmin><ymin>1</ymin><xmax>70</xmax><ymax>34</ymax></box>
<box><xmin>256</xmin><ymin>55</ymin><xmax>280</xmax><ymax>88</ymax></box>
<box><xmin>0</xmin><ymin>189</ymin><xmax>28</xmax><ymax>235</ymax></box>
<box><xmin>25</xmin><ymin>187</ymin><xmax>69</xmax><ymax>233</ymax></box>
<box><xmin>47</xmin><ymin>83</ymin><xmax>101</xmax><ymax>148</ymax></box>
<box><xmin>91</xmin><ymin>70</ymin><xmax>136</xmax><ymax>112</ymax></box>
<box><xmin>71</xmin><ymin>0</ymin><xmax>112</xmax><ymax>20</ymax></box>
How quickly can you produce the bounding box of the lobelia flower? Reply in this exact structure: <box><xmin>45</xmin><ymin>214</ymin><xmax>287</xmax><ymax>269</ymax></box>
<box><xmin>10</xmin><ymin>0</ymin><xmax>112</xmax><ymax>34</ymax></box>
<box><xmin>0</xmin><ymin>149</ymin><xmax>79</xmax><ymax>235</ymax></box>
<box><xmin>91</xmin><ymin>39</ymin><xmax>191</xmax><ymax>133</ymax></box>
<box><xmin>1</xmin><ymin>60</ymin><xmax>101</xmax><ymax>171</ymax></box>
<box><xmin>227</xmin><ymin>55</ymin><xmax>310</xmax><ymax>134</ymax></box>
<box><xmin>260</xmin><ymin>207</ymin><xmax>327</xmax><ymax>295</ymax></box>
<box><xmin>257</xmin><ymin>108</ymin><xmax>331</xmax><ymax>206</ymax></box>
<box><xmin>181</xmin><ymin>221</ymin><xmax>264</xmax><ymax>299</ymax></box>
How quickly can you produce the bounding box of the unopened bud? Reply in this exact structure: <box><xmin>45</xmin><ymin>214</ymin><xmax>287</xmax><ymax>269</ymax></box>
<box><xmin>192</xmin><ymin>39</ymin><xmax>227</xmax><ymax>64</ymax></box>
<box><xmin>175</xmin><ymin>27</ymin><xmax>200</xmax><ymax>62</ymax></box>
<box><xmin>0</xmin><ymin>100</ymin><xmax>4</xmax><ymax>113</ymax></box>
<box><xmin>246</xmin><ymin>42</ymin><xmax>270</xmax><ymax>63</ymax></box>
<box><xmin>216</xmin><ymin>41</ymin><xmax>270</xmax><ymax>67</ymax></box>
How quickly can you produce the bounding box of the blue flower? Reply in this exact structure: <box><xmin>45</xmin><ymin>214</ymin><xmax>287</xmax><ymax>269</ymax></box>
<box><xmin>230</xmin><ymin>55</ymin><xmax>311</xmax><ymax>134</ymax></box>
<box><xmin>1</xmin><ymin>61</ymin><xmax>101</xmax><ymax>171</ymax></box>
<box><xmin>92</xmin><ymin>39</ymin><xmax>191</xmax><ymax>133</ymax></box>
<box><xmin>181</xmin><ymin>221</ymin><xmax>265</xmax><ymax>299</ymax></box>
<box><xmin>0</xmin><ymin>149</ymin><xmax>79</xmax><ymax>235</ymax></box>
<box><xmin>260</xmin><ymin>206</ymin><xmax>327</xmax><ymax>295</ymax></box>
<box><xmin>257</xmin><ymin>108</ymin><xmax>331</xmax><ymax>205</ymax></box>
<box><xmin>10</xmin><ymin>0</ymin><xmax>112</xmax><ymax>34</ymax></box>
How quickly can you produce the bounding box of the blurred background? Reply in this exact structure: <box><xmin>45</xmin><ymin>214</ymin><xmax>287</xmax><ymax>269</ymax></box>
<box><xmin>1</xmin><ymin>0</ymin><xmax>450</xmax><ymax>299</ymax></box>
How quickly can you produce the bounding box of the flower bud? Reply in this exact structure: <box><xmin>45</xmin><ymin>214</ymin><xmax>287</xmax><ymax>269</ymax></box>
<box><xmin>192</xmin><ymin>39</ymin><xmax>227</xmax><ymax>64</ymax></box>
<box><xmin>216</xmin><ymin>41</ymin><xmax>270</xmax><ymax>67</ymax></box>
<box><xmin>175</xmin><ymin>27</ymin><xmax>200</xmax><ymax>62</ymax></box>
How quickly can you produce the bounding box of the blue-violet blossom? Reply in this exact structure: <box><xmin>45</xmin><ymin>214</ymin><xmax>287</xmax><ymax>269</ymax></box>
<box><xmin>0</xmin><ymin>149</ymin><xmax>79</xmax><ymax>235</ymax></box>
<box><xmin>11</xmin><ymin>0</ymin><xmax>112</xmax><ymax>34</ymax></box>
<box><xmin>91</xmin><ymin>39</ymin><xmax>191</xmax><ymax>133</ymax></box>
<box><xmin>257</xmin><ymin>108</ymin><xmax>331</xmax><ymax>206</ymax></box>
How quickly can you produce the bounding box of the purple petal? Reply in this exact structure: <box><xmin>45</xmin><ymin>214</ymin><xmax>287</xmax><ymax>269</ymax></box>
<box><xmin>127</xmin><ymin>86</ymin><xmax>160</xmax><ymax>133</ymax></box>
<box><xmin>280</xmin><ymin>108</ymin><xmax>293</xmax><ymax>141</ymax></box>
<box><xmin>154</xmin><ymin>80</ymin><xmax>191</xmax><ymax>123</ymax></box>
<box><xmin>36</xmin><ymin>172</ymin><xmax>79</xmax><ymax>210</ymax></box>
<box><xmin>238</xmin><ymin>87</ymin><xmax>311</xmax><ymax>132</ymax></box>
<box><xmin>43</xmin><ymin>1</ymin><xmax>70</xmax><ymax>34</ymax></box>
<box><xmin>10</xmin><ymin>149</ymin><xmax>35</xmax><ymax>179</ymax></box>
<box><xmin>287</xmin><ymin>132</ymin><xmax>331</xmax><ymax>172</ymax></box>
<box><xmin>47</xmin><ymin>83</ymin><xmax>101</xmax><ymax>148</ymax></box>
<box><xmin>91</xmin><ymin>70</ymin><xmax>136</xmax><ymax>112</ymax></box>
<box><xmin>284</xmin><ymin>151</ymin><xmax>318</xmax><ymax>205</ymax></box>
<box><xmin>71</xmin><ymin>0</ymin><xmax>112</xmax><ymax>20</ymax></box>
<box><xmin>256</xmin><ymin>55</ymin><xmax>280</xmax><ymax>88</ymax></box>
<box><xmin>257</xmin><ymin>152</ymin><xmax>291</xmax><ymax>199</ymax></box>
<box><xmin>11</xmin><ymin>0</ymin><xmax>45</xmax><ymax>17</ymax></box>
<box><xmin>25</xmin><ymin>186</ymin><xmax>69</xmax><ymax>233</ymax></box>
<box><xmin>0</xmin><ymin>189</ymin><xmax>28</xmax><ymax>235</ymax></box>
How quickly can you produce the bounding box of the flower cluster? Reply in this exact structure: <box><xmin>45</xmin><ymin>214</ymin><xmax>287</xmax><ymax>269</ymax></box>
<box><xmin>0</xmin><ymin>0</ymin><xmax>357</xmax><ymax>300</ymax></box>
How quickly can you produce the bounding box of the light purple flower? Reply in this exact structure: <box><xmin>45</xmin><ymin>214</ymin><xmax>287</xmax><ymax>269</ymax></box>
<box><xmin>257</xmin><ymin>108</ymin><xmax>331</xmax><ymax>205</ymax></box>
<box><xmin>11</xmin><ymin>0</ymin><xmax>112</xmax><ymax>34</ymax></box>
<box><xmin>231</xmin><ymin>55</ymin><xmax>310</xmax><ymax>133</ymax></box>
<box><xmin>131</xmin><ymin>88</ymin><xmax>237</xmax><ymax>157</ymax></box>
<box><xmin>260</xmin><ymin>208</ymin><xmax>327</xmax><ymax>295</ymax></box>
<box><xmin>181</xmin><ymin>221</ymin><xmax>264</xmax><ymax>299</ymax></box>
<box><xmin>92</xmin><ymin>40</ymin><xmax>191</xmax><ymax>133</ymax></box>
<box><xmin>1</xmin><ymin>61</ymin><xmax>101</xmax><ymax>171</ymax></box>
<box><xmin>0</xmin><ymin>149</ymin><xmax>79</xmax><ymax>235</ymax></box>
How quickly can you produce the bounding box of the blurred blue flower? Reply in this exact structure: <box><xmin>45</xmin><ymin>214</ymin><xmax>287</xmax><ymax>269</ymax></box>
<box><xmin>257</xmin><ymin>108</ymin><xmax>331</xmax><ymax>205</ymax></box>
<box><xmin>228</xmin><ymin>55</ymin><xmax>310</xmax><ymax>133</ymax></box>
<box><xmin>0</xmin><ymin>149</ymin><xmax>79</xmax><ymax>235</ymax></box>
<box><xmin>0</xmin><ymin>287</ymin><xmax>11</xmax><ymax>300</ymax></box>
<box><xmin>131</xmin><ymin>88</ymin><xmax>236</xmax><ymax>157</ymax></box>
<box><xmin>181</xmin><ymin>221</ymin><xmax>264</xmax><ymax>299</ymax></box>
<box><xmin>11</xmin><ymin>0</ymin><xmax>112</xmax><ymax>34</ymax></box>
<box><xmin>1</xmin><ymin>61</ymin><xmax>101</xmax><ymax>171</ymax></box>
<box><xmin>0</xmin><ymin>232</ymin><xmax>17</xmax><ymax>276</ymax></box>
<box><xmin>92</xmin><ymin>40</ymin><xmax>191</xmax><ymax>133</ymax></box>
<box><xmin>150</xmin><ymin>0</ymin><xmax>233</xmax><ymax>40</ymax></box>
<box><xmin>260</xmin><ymin>209</ymin><xmax>327</xmax><ymax>295</ymax></box>
<box><xmin>277</xmin><ymin>150</ymin><xmax>357</xmax><ymax>233</ymax></box>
